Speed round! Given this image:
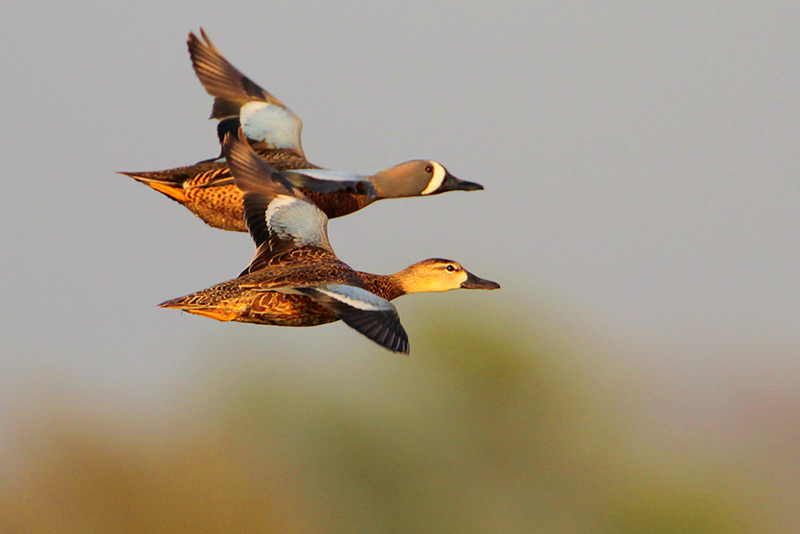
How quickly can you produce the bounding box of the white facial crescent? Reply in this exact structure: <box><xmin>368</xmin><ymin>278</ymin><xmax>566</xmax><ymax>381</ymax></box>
<box><xmin>420</xmin><ymin>161</ymin><xmax>447</xmax><ymax>195</ymax></box>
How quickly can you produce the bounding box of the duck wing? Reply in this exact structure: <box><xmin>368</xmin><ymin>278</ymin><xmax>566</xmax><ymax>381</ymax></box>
<box><xmin>188</xmin><ymin>28</ymin><xmax>305</xmax><ymax>157</ymax></box>
<box><xmin>282</xmin><ymin>169</ymin><xmax>376</xmax><ymax>197</ymax></box>
<box><xmin>223</xmin><ymin>129</ymin><xmax>332</xmax><ymax>272</ymax></box>
<box><xmin>278</xmin><ymin>284</ymin><xmax>409</xmax><ymax>354</ymax></box>
<box><xmin>196</xmin><ymin>168</ymin><xmax>376</xmax><ymax>200</ymax></box>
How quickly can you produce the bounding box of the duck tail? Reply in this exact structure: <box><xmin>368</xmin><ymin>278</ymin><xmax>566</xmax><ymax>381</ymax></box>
<box><xmin>117</xmin><ymin>170</ymin><xmax>189</xmax><ymax>203</ymax></box>
<box><xmin>158</xmin><ymin>294</ymin><xmax>239</xmax><ymax>322</ymax></box>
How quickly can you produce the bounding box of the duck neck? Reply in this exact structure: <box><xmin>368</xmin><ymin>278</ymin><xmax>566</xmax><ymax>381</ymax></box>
<box><xmin>360</xmin><ymin>273</ymin><xmax>407</xmax><ymax>301</ymax></box>
<box><xmin>370</xmin><ymin>174</ymin><xmax>418</xmax><ymax>199</ymax></box>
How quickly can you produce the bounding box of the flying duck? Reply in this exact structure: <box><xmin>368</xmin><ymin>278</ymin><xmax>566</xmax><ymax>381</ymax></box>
<box><xmin>158</xmin><ymin>130</ymin><xmax>499</xmax><ymax>353</ymax></box>
<box><xmin>119</xmin><ymin>29</ymin><xmax>482</xmax><ymax>232</ymax></box>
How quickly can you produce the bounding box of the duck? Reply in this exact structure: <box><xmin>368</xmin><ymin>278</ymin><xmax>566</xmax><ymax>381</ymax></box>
<box><xmin>119</xmin><ymin>29</ymin><xmax>483</xmax><ymax>232</ymax></box>
<box><xmin>158</xmin><ymin>129</ymin><xmax>499</xmax><ymax>353</ymax></box>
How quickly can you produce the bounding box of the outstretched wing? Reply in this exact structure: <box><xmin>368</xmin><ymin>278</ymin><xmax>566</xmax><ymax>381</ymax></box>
<box><xmin>188</xmin><ymin>28</ymin><xmax>304</xmax><ymax>156</ymax></box>
<box><xmin>223</xmin><ymin>130</ymin><xmax>331</xmax><ymax>272</ymax></box>
<box><xmin>278</xmin><ymin>284</ymin><xmax>409</xmax><ymax>354</ymax></box>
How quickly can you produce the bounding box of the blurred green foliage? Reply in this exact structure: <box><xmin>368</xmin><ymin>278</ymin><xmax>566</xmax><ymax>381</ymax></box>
<box><xmin>0</xmin><ymin>303</ymin><xmax>763</xmax><ymax>533</ymax></box>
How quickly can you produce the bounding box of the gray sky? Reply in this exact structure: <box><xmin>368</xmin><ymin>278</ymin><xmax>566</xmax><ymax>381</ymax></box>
<box><xmin>2</xmin><ymin>2</ymin><xmax>798</xmax><ymax>428</ymax></box>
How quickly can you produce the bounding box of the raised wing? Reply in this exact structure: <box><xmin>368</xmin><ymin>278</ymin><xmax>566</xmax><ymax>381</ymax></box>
<box><xmin>279</xmin><ymin>284</ymin><xmax>409</xmax><ymax>354</ymax></box>
<box><xmin>188</xmin><ymin>28</ymin><xmax>304</xmax><ymax>156</ymax></box>
<box><xmin>223</xmin><ymin>130</ymin><xmax>332</xmax><ymax>272</ymax></box>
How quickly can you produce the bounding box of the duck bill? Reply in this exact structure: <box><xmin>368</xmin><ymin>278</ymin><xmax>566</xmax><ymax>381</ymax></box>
<box><xmin>461</xmin><ymin>270</ymin><xmax>500</xmax><ymax>290</ymax></box>
<box><xmin>439</xmin><ymin>172</ymin><xmax>484</xmax><ymax>193</ymax></box>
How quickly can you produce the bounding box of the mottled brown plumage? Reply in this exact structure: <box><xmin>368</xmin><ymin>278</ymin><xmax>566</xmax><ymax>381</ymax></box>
<box><xmin>119</xmin><ymin>148</ymin><xmax>326</xmax><ymax>231</ymax></box>
<box><xmin>160</xmin><ymin>247</ymin><xmax>410</xmax><ymax>327</ymax></box>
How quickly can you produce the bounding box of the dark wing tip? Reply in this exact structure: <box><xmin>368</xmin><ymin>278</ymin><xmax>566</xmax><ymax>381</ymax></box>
<box><xmin>340</xmin><ymin>307</ymin><xmax>409</xmax><ymax>354</ymax></box>
<box><xmin>186</xmin><ymin>27</ymin><xmax>274</xmax><ymax>119</ymax></box>
<box><xmin>221</xmin><ymin>128</ymin><xmax>255</xmax><ymax>176</ymax></box>
<box><xmin>222</xmin><ymin>130</ymin><xmax>255</xmax><ymax>191</ymax></box>
<box><xmin>220</xmin><ymin>127</ymin><xmax>247</xmax><ymax>160</ymax></box>
<box><xmin>396</xmin><ymin>334</ymin><xmax>410</xmax><ymax>355</ymax></box>
<box><xmin>222</xmin><ymin>128</ymin><xmax>295</xmax><ymax>199</ymax></box>
<box><xmin>288</xmin><ymin>286</ymin><xmax>409</xmax><ymax>354</ymax></box>
<box><xmin>186</xmin><ymin>30</ymin><xmax>202</xmax><ymax>58</ymax></box>
<box><xmin>187</xmin><ymin>27</ymin><xmax>215</xmax><ymax>56</ymax></box>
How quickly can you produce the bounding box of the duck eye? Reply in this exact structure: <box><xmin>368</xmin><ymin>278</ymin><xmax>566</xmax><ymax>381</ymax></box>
<box><xmin>445</xmin><ymin>264</ymin><xmax>456</xmax><ymax>272</ymax></box>
<box><xmin>425</xmin><ymin>164</ymin><xmax>434</xmax><ymax>173</ymax></box>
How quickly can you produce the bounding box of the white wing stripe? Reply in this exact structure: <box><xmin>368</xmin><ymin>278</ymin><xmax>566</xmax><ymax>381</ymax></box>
<box><xmin>317</xmin><ymin>285</ymin><xmax>391</xmax><ymax>311</ymax></box>
<box><xmin>292</xmin><ymin>169</ymin><xmax>370</xmax><ymax>183</ymax></box>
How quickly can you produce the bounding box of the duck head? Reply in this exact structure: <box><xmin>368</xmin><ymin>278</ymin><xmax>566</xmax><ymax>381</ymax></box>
<box><xmin>371</xmin><ymin>160</ymin><xmax>483</xmax><ymax>199</ymax></box>
<box><xmin>397</xmin><ymin>258</ymin><xmax>500</xmax><ymax>294</ymax></box>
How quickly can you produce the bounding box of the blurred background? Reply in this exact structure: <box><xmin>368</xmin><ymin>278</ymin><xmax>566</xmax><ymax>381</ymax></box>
<box><xmin>2</xmin><ymin>2</ymin><xmax>798</xmax><ymax>532</ymax></box>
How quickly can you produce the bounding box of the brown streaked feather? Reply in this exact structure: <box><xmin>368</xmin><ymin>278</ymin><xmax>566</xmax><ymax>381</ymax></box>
<box><xmin>240</xmin><ymin>249</ymin><xmax>357</xmax><ymax>283</ymax></box>
<box><xmin>159</xmin><ymin>256</ymin><xmax>363</xmax><ymax>328</ymax></box>
<box><xmin>119</xmin><ymin>146</ymin><xmax>330</xmax><ymax>232</ymax></box>
<box><xmin>158</xmin><ymin>241</ymin><xmax>499</xmax><ymax>353</ymax></box>
<box><xmin>118</xmin><ymin>158</ymin><xmax>227</xmax><ymax>185</ymax></box>
<box><xmin>188</xmin><ymin>28</ymin><xmax>294</xmax><ymax>119</ymax></box>
<box><xmin>158</xmin><ymin>254</ymin><xmax>417</xmax><ymax>352</ymax></box>
<box><xmin>244</xmin><ymin>292</ymin><xmax>336</xmax><ymax>327</ymax></box>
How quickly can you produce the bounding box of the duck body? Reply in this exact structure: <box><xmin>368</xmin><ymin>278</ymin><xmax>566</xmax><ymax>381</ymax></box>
<box><xmin>160</xmin><ymin>246</ymin><xmax>405</xmax><ymax>328</ymax></box>
<box><xmin>160</xmin><ymin>248</ymin><xmax>354</xmax><ymax>326</ymax></box>
<box><xmin>120</xmin><ymin>149</ymin><xmax>377</xmax><ymax>232</ymax></box>
<box><xmin>120</xmin><ymin>29</ymin><xmax>482</xmax><ymax>232</ymax></box>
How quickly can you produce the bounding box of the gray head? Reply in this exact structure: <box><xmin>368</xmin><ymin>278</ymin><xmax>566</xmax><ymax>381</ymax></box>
<box><xmin>370</xmin><ymin>160</ymin><xmax>483</xmax><ymax>199</ymax></box>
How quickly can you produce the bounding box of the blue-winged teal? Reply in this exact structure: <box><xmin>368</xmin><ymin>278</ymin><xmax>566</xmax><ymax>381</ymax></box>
<box><xmin>159</xmin><ymin>130</ymin><xmax>499</xmax><ymax>353</ymax></box>
<box><xmin>120</xmin><ymin>29</ymin><xmax>482</xmax><ymax>232</ymax></box>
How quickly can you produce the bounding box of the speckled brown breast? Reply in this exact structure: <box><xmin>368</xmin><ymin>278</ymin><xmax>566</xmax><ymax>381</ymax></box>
<box><xmin>182</xmin><ymin>167</ymin><xmax>246</xmax><ymax>231</ymax></box>
<box><xmin>178</xmin><ymin>148</ymin><xmax>374</xmax><ymax>231</ymax></box>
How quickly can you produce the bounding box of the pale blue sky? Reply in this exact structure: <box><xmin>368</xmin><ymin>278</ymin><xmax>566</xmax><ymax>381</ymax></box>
<box><xmin>2</xmin><ymin>2</ymin><xmax>799</xmax><ymax>434</ymax></box>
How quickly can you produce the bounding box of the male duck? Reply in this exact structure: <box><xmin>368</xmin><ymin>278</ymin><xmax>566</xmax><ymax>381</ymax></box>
<box><xmin>159</xmin><ymin>130</ymin><xmax>499</xmax><ymax>353</ymax></box>
<box><xmin>120</xmin><ymin>29</ymin><xmax>482</xmax><ymax>232</ymax></box>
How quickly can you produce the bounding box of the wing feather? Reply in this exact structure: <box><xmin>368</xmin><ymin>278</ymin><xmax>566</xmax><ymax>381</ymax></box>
<box><xmin>279</xmin><ymin>284</ymin><xmax>410</xmax><ymax>354</ymax></box>
<box><xmin>188</xmin><ymin>29</ymin><xmax>304</xmax><ymax>155</ymax></box>
<box><xmin>223</xmin><ymin>130</ymin><xmax>332</xmax><ymax>272</ymax></box>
